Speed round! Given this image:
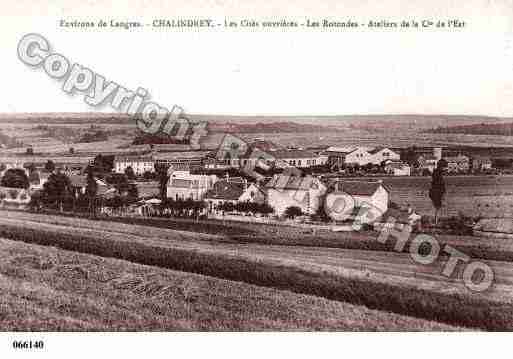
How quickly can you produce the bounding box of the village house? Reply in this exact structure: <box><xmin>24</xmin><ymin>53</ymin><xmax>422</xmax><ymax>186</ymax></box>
<box><xmin>344</xmin><ymin>147</ymin><xmax>375</xmax><ymax>166</ymax></box>
<box><xmin>324</xmin><ymin>180</ymin><xmax>389</xmax><ymax>223</ymax></box>
<box><xmin>373</xmin><ymin>207</ymin><xmax>422</xmax><ymax>232</ymax></box>
<box><xmin>204</xmin><ymin>177</ymin><xmax>265</xmax><ymax>210</ymax></box>
<box><xmin>166</xmin><ymin>170</ymin><xmax>218</xmax><ymax>201</ymax></box>
<box><xmin>154</xmin><ymin>151</ymin><xmax>209</xmax><ymax>171</ymax></box>
<box><xmin>443</xmin><ymin>155</ymin><xmax>470</xmax><ymax>173</ymax></box>
<box><xmin>325</xmin><ymin>180</ymin><xmax>389</xmax><ymax>223</ymax></box>
<box><xmin>265</xmin><ymin>174</ymin><xmax>327</xmax><ymax>216</ymax></box>
<box><xmin>272</xmin><ymin>149</ymin><xmax>325</xmax><ymax>169</ymax></box>
<box><xmin>0</xmin><ymin>186</ymin><xmax>31</xmax><ymax>208</ymax></box>
<box><xmin>113</xmin><ymin>155</ymin><xmax>154</xmax><ymax>175</ymax></box>
<box><xmin>471</xmin><ymin>156</ymin><xmax>493</xmax><ymax>172</ymax></box>
<box><xmin>323</xmin><ymin>147</ymin><xmax>400</xmax><ymax>167</ymax></box>
<box><xmin>213</xmin><ymin>138</ymin><xmax>281</xmax><ymax>170</ymax></box>
<box><xmin>417</xmin><ymin>147</ymin><xmax>442</xmax><ymax>174</ymax></box>
<box><xmin>384</xmin><ymin>160</ymin><xmax>411</xmax><ymax>176</ymax></box>
<box><xmin>368</xmin><ymin>147</ymin><xmax>401</xmax><ymax>165</ymax></box>
<box><xmin>68</xmin><ymin>175</ymin><xmax>114</xmax><ymax>198</ymax></box>
<box><xmin>321</xmin><ymin>146</ymin><xmax>355</xmax><ymax>169</ymax></box>
<box><xmin>28</xmin><ymin>170</ymin><xmax>50</xmax><ymax>190</ymax></box>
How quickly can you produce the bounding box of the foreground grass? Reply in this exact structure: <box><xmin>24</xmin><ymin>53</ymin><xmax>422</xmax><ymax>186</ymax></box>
<box><xmin>0</xmin><ymin>213</ymin><xmax>510</xmax><ymax>329</ymax></box>
<box><xmin>0</xmin><ymin>238</ymin><xmax>460</xmax><ymax>331</ymax></box>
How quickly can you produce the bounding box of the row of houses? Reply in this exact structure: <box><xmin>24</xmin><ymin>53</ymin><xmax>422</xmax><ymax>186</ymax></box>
<box><xmin>113</xmin><ymin>151</ymin><xmax>209</xmax><ymax>175</ymax></box>
<box><xmin>112</xmin><ymin>143</ymin><xmax>411</xmax><ymax>177</ymax></box>
<box><xmin>162</xmin><ymin>168</ymin><xmax>390</xmax><ymax>220</ymax></box>
<box><xmin>415</xmin><ymin>148</ymin><xmax>492</xmax><ymax>174</ymax></box>
<box><xmin>322</xmin><ymin>146</ymin><xmax>401</xmax><ymax>167</ymax></box>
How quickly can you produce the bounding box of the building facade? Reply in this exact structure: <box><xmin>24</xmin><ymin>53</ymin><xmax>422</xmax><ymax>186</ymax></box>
<box><xmin>166</xmin><ymin>171</ymin><xmax>218</xmax><ymax>200</ymax></box>
<box><xmin>114</xmin><ymin>155</ymin><xmax>154</xmax><ymax>175</ymax></box>
<box><xmin>265</xmin><ymin>174</ymin><xmax>327</xmax><ymax>216</ymax></box>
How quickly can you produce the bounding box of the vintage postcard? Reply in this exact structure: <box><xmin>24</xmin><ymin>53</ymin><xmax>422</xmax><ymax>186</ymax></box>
<box><xmin>0</xmin><ymin>0</ymin><xmax>512</xmax><ymax>357</ymax></box>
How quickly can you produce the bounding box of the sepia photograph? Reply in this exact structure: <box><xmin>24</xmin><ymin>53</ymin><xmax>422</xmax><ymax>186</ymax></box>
<box><xmin>0</xmin><ymin>0</ymin><xmax>513</xmax><ymax>357</ymax></box>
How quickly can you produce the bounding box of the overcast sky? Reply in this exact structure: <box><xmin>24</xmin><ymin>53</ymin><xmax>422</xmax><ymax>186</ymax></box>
<box><xmin>0</xmin><ymin>0</ymin><xmax>512</xmax><ymax>117</ymax></box>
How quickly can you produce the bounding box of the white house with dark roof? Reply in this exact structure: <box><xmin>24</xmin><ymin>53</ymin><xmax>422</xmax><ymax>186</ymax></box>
<box><xmin>166</xmin><ymin>171</ymin><xmax>217</xmax><ymax>201</ymax></box>
<box><xmin>368</xmin><ymin>148</ymin><xmax>400</xmax><ymax>165</ymax></box>
<box><xmin>324</xmin><ymin>146</ymin><xmax>399</xmax><ymax>167</ymax></box>
<box><xmin>114</xmin><ymin>155</ymin><xmax>154</xmax><ymax>175</ymax></box>
<box><xmin>443</xmin><ymin>155</ymin><xmax>470</xmax><ymax>173</ymax></box>
<box><xmin>204</xmin><ymin>178</ymin><xmax>265</xmax><ymax>209</ymax></box>
<box><xmin>384</xmin><ymin>160</ymin><xmax>411</xmax><ymax>176</ymax></box>
<box><xmin>343</xmin><ymin>147</ymin><xmax>375</xmax><ymax>166</ymax></box>
<box><xmin>265</xmin><ymin>174</ymin><xmax>327</xmax><ymax>216</ymax></box>
<box><xmin>325</xmin><ymin>180</ymin><xmax>389</xmax><ymax>222</ymax></box>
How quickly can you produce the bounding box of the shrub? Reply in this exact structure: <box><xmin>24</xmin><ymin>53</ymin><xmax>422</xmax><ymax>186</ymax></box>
<box><xmin>284</xmin><ymin>206</ymin><xmax>303</xmax><ymax>219</ymax></box>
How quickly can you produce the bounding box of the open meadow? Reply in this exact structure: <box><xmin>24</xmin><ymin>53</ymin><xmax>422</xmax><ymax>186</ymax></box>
<box><xmin>339</xmin><ymin>175</ymin><xmax>513</xmax><ymax>217</ymax></box>
<box><xmin>0</xmin><ymin>210</ymin><xmax>511</xmax><ymax>330</ymax></box>
<box><xmin>1</xmin><ymin>236</ymin><xmax>463</xmax><ymax>331</ymax></box>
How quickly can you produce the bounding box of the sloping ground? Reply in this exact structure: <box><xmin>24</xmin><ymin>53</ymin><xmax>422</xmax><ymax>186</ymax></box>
<box><xmin>8</xmin><ymin>209</ymin><xmax>513</xmax><ymax>265</ymax></box>
<box><xmin>0</xmin><ymin>210</ymin><xmax>511</xmax><ymax>329</ymax></box>
<box><xmin>0</xmin><ymin>237</ymin><xmax>461</xmax><ymax>331</ymax></box>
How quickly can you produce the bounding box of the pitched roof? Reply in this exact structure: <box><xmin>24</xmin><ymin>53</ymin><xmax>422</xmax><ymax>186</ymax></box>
<box><xmin>265</xmin><ymin>174</ymin><xmax>322</xmax><ymax>191</ymax></box>
<box><xmin>153</xmin><ymin>151</ymin><xmax>210</xmax><ymax>160</ymax></box>
<box><xmin>204</xmin><ymin>180</ymin><xmax>244</xmax><ymax>201</ymax></box>
<box><xmin>368</xmin><ymin>148</ymin><xmax>382</xmax><ymax>155</ymax></box>
<box><xmin>169</xmin><ymin>178</ymin><xmax>194</xmax><ymax>188</ymax></box>
<box><xmin>443</xmin><ymin>155</ymin><xmax>469</xmax><ymax>162</ymax></box>
<box><xmin>330</xmin><ymin>180</ymin><xmax>386</xmax><ymax>196</ymax></box>
<box><xmin>369</xmin><ymin>147</ymin><xmax>396</xmax><ymax>155</ymax></box>
<box><xmin>271</xmin><ymin>149</ymin><xmax>317</xmax><ymax>159</ymax></box>
<box><xmin>249</xmin><ymin>140</ymin><xmax>282</xmax><ymax>152</ymax></box>
<box><xmin>114</xmin><ymin>155</ymin><xmax>153</xmax><ymax>162</ymax></box>
<box><xmin>472</xmin><ymin>156</ymin><xmax>492</xmax><ymax>163</ymax></box>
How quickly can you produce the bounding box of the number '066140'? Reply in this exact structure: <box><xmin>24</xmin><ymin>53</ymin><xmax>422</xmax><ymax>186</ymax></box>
<box><xmin>12</xmin><ymin>340</ymin><xmax>44</xmax><ymax>350</ymax></box>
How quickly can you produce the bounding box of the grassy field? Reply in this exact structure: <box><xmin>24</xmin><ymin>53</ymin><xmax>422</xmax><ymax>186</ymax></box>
<box><xmin>44</xmin><ymin>210</ymin><xmax>513</xmax><ymax>264</ymax></box>
<box><xmin>0</xmin><ymin>237</ymin><xmax>464</xmax><ymax>331</ymax></box>
<box><xmin>340</xmin><ymin>175</ymin><xmax>513</xmax><ymax>217</ymax></box>
<box><xmin>0</xmin><ymin>210</ymin><xmax>512</xmax><ymax>329</ymax></box>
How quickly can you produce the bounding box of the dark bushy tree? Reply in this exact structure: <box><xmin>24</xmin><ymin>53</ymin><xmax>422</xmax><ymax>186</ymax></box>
<box><xmin>85</xmin><ymin>166</ymin><xmax>98</xmax><ymax>216</ymax></box>
<box><xmin>429</xmin><ymin>161</ymin><xmax>447</xmax><ymax>225</ymax></box>
<box><xmin>0</xmin><ymin>168</ymin><xmax>29</xmax><ymax>189</ymax></box>
<box><xmin>107</xmin><ymin>173</ymin><xmax>130</xmax><ymax>195</ymax></box>
<box><xmin>124</xmin><ymin>166</ymin><xmax>136</xmax><ymax>180</ymax></box>
<box><xmin>42</xmin><ymin>172</ymin><xmax>72</xmax><ymax>211</ymax></box>
<box><xmin>155</xmin><ymin>163</ymin><xmax>170</xmax><ymax>201</ymax></box>
<box><xmin>44</xmin><ymin>160</ymin><xmax>56</xmax><ymax>173</ymax></box>
<box><xmin>284</xmin><ymin>206</ymin><xmax>303</xmax><ymax>219</ymax></box>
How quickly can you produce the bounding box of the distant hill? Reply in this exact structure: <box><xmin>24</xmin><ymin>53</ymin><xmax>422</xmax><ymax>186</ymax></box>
<box><xmin>207</xmin><ymin>121</ymin><xmax>340</xmax><ymax>133</ymax></box>
<box><xmin>1</xmin><ymin>113</ymin><xmax>512</xmax><ymax>132</ymax></box>
<box><xmin>425</xmin><ymin>122</ymin><xmax>513</xmax><ymax>136</ymax></box>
